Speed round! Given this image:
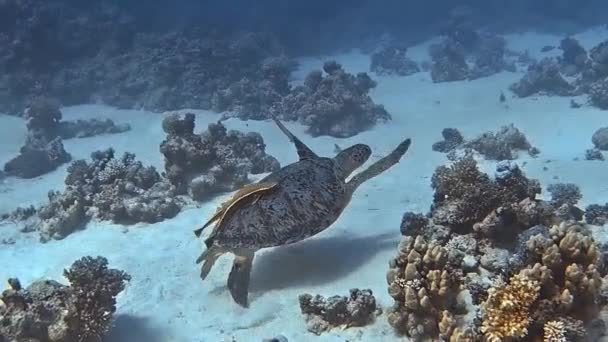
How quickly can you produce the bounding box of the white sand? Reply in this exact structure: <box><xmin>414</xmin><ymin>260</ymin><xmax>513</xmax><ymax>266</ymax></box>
<box><xmin>1</xmin><ymin>28</ymin><xmax>607</xmax><ymax>342</ymax></box>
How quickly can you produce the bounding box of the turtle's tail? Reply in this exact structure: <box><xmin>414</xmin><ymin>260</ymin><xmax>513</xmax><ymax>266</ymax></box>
<box><xmin>196</xmin><ymin>246</ymin><xmax>226</xmax><ymax>280</ymax></box>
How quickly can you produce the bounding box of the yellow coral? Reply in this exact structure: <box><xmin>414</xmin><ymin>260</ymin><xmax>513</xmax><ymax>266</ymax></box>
<box><xmin>543</xmin><ymin>320</ymin><xmax>566</xmax><ymax>342</ymax></box>
<box><xmin>481</xmin><ymin>273</ymin><xmax>540</xmax><ymax>341</ymax></box>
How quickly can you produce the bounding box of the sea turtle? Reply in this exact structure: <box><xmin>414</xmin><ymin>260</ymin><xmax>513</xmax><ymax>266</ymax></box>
<box><xmin>195</xmin><ymin>116</ymin><xmax>412</xmax><ymax>307</ymax></box>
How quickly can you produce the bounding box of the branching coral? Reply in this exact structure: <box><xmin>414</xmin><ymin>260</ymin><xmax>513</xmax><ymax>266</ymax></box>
<box><xmin>480</xmin><ymin>273</ymin><xmax>540</xmax><ymax>341</ymax></box>
<box><xmin>543</xmin><ymin>320</ymin><xmax>567</xmax><ymax>342</ymax></box>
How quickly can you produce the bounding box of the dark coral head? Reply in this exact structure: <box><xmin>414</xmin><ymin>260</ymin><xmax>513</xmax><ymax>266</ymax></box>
<box><xmin>334</xmin><ymin>143</ymin><xmax>372</xmax><ymax>179</ymax></box>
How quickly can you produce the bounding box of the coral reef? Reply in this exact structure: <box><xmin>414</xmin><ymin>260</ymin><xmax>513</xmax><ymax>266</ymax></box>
<box><xmin>547</xmin><ymin>183</ymin><xmax>582</xmax><ymax>208</ymax></box>
<box><xmin>430</xmin><ymin>157</ymin><xmax>543</xmax><ymax>229</ymax></box>
<box><xmin>467</xmin><ymin>32</ymin><xmax>514</xmax><ymax>80</ymax></box>
<box><xmin>160</xmin><ymin>113</ymin><xmax>280</xmax><ymax>201</ymax></box>
<box><xmin>270</xmin><ymin>60</ymin><xmax>391</xmax><ymax>137</ymax></box>
<box><xmin>510</xmin><ymin>38</ymin><xmax>608</xmax><ymax>110</ymax></box>
<box><xmin>0</xmin><ymin>256</ymin><xmax>130</xmax><ymax>342</ymax></box>
<box><xmin>428</xmin><ymin>38</ymin><xmax>469</xmax><ymax>82</ymax></box>
<box><xmin>480</xmin><ymin>273</ymin><xmax>540</xmax><ymax>340</ymax></box>
<box><xmin>58</xmin><ymin>118</ymin><xmax>131</xmax><ymax>139</ymax></box>
<box><xmin>98</xmin><ymin>29</ymin><xmax>290</xmax><ymax>116</ymax></box>
<box><xmin>507</xmin><ymin>222</ymin><xmax>604</xmax><ymax>339</ymax></box>
<box><xmin>559</xmin><ymin>37</ymin><xmax>588</xmax><ymax>76</ymax></box>
<box><xmin>0</xmin><ymin>1</ymin><xmax>136</xmax><ymax>114</ymax></box>
<box><xmin>433</xmin><ymin>125</ymin><xmax>538</xmax><ymax>160</ymax></box>
<box><xmin>430</xmin><ymin>8</ymin><xmax>514</xmax><ymax>83</ymax></box>
<box><xmin>589</xmin><ymin>80</ymin><xmax>608</xmax><ymax>109</ymax></box>
<box><xmin>298</xmin><ymin>289</ymin><xmax>378</xmax><ymax>335</ymax></box>
<box><xmin>399</xmin><ymin>212</ymin><xmax>429</xmax><ymax>236</ymax></box>
<box><xmin>386</xmin><ymin>235</ymin><xmax>465</xmax><ymax>340</ymax></box>
<box><xmin>370</xmin><ymin>46</ymin><xmax>420</xmax><ymax>76</ymax></box>
<box><xmin>592</xmin><ymin>127</ymin><xmax>608</xmax><ymax>151</ymax></box>
<box><xmin>6</xmin><ymin>112</ymin><xmax>280</xmax><ymax>241</ymax></box>
<box><xmin>431</xmin><ymin>128</ymin><xmax>465</xmax><ymax>153</ymax></box>
<box><xmin>509</xmin><ymin>58</ymin><xmax>576</xmax><ymax>97</ymax></box>
<box><xmin>466</xmin><ymin>125</ymin><xmax>537</xmax><ymax>160</ymax></box>
<box><xmin>584</xmin><ymin>41</ymin><xmax>608</xmax><ymax>110</ymax></box>
<box><xmin>386</xmin><ymin>155</ymin><xmax>608</xmax><ymax>341</ymax></box>
<box><xmin>0</xmin><ymin>0</ymin><xmax>293</xmax><ymax>118</ymax></box>
<box><xmin>2</xmin><ymin>97</ymin><xmax>130</xmax><ymax>179</ymax></box>
<box><xmin>3</xmin><ymin>98</ymin><xmax>72</xmax><ymax>178</ymax></box>
<box><xmin>210</xmin><ymin>55</ymin><xmax>294</xmax><ymax>119</ymax></box>
<box><xmin>3</xmin><ymin>137</ymin><xmax>71</xmax><ymax>179</ymax></box>
<box><xmin>14</xmin><ymin>148</ymin><xmax>180</xmax><ymax>242</ymax></box>
<box><xmin>585</xmin><ymin>203</ymin><xmax>608</xmax><ymax>226</ymax></box>
<box><xmin>585</xmin><ymin>148</ymin><xmax>604</xmax><ymax>161</ymax></box>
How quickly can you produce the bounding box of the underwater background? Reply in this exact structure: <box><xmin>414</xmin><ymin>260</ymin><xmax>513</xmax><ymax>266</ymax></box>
<box><xmin>1</xmin><ymin>0</ymin><xmax>608</xmax><ymax>341</ymax></box>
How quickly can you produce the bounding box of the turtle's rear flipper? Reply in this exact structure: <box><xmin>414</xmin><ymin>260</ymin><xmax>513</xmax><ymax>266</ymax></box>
<box><xmin>227</xmin><ymin>249</ymin><xmax>255</xmax><ymax>308</ymax></box>
<box><xmin>196</xmin><ymin>246</ymin><xmax>225</xmax><ymax>280</ymax></box>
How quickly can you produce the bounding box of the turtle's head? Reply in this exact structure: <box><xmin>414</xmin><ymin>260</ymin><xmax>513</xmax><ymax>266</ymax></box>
<box><xmin>333</xmin><ymin>144</ymin><xmax>371</xmax><ymax>179</ymax></box>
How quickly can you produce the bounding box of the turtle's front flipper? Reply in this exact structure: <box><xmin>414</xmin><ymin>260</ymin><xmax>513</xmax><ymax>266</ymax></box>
<box><xmin>227</xmin><ymin>248</ymin><xmax>256</xmax><ymax>307</ymax></box>
<box><xmin>270</xmin><ymin>115</ymin><xmax>318</xmax><ymax>160</ymax></box>
<box><xmin>346</xmin><ymin>138</ymin><xmax>412</xmax><ymax>193</ymax></box>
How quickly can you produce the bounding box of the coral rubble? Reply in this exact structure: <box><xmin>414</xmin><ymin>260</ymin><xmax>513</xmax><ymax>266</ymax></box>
<box><xmin>0</xmin><ymin>256</ymin><xmax>129</xmax><ymax>342</ymax></box>
<box><xmin>298</xmin><ymin>289</ymin><xmax>378</xmax><ymax>335</ymax></box>
<box><xmin>271</xmin><ymin>60</ymin><xmax>390</xmax><ymax>137</ymax></box>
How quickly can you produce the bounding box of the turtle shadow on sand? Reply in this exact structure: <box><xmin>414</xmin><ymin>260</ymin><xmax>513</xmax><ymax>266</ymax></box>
<box><xmin>106</xmin><ymin>314</ymin><xmax>167</xmax><ymax>342</ymax></box>
<box><xmin>249</xmin><ymin>232</ymin><xmax>399</xmax><ymax>293</ymax></box>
